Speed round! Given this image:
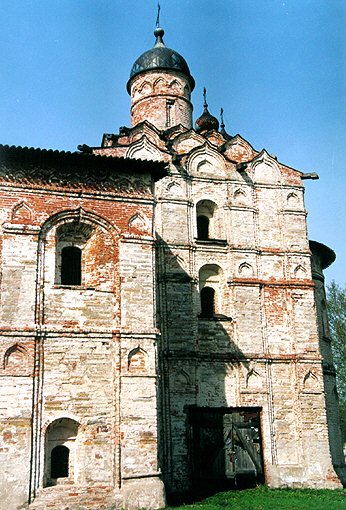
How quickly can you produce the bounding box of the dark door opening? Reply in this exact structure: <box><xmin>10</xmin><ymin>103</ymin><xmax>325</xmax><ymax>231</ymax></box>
<box><xmin>190</xmin><ymin>407</ymin><xmax>264</xmax><ymax>496</ymax></box>
<box><xmin>51</xmin><ymin>445</ymin><xmax>69</xmax><ymax>478</ymax></box>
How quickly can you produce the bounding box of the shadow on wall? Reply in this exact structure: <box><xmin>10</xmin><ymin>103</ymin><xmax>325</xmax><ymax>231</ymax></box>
<box><xmin>155</xmin><ymin>236</ymin><xmax>265</xmax><ymax>501</ymax></box>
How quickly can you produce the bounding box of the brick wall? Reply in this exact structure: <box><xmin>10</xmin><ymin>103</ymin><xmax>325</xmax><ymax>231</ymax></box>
<box><xmin>0</xmin><ymin>155</ymin><xmax>165</xmax><ymax>510</ymax></box>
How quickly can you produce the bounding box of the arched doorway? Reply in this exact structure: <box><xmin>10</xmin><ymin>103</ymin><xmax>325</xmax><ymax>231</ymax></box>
<box><xmin>44</xmin><ymin>418</ymin><xmax>79</xmax><ymax>486</ymax></box>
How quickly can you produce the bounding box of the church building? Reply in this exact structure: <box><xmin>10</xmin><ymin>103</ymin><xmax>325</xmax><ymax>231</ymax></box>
<box><xmin>0</xmin><ymin>21</ymin><xmax>345</xmax><ymax>510</ymax></box>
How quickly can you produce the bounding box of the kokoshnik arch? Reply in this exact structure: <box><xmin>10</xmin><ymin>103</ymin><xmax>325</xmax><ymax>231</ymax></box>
<box><xmin>0</xmin><ymin>19</ymin><xmax>345</xmax><ymax>510</ymax></box>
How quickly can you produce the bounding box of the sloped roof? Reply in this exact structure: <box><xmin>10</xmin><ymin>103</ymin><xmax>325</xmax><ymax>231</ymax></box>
<box><xmin>0</xmin><ymin>144</ymin><xmax>167</xmax><ymax>181</ymax></box>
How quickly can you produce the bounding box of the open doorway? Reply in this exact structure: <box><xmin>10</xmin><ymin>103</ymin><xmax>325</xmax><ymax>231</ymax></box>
<box><xmin>44</xmin><ymin>418</ymin><xmax>79</xmax><ymax>487</ymax></box>
<box><xmin>51</xmin><ymin>445</ymin><xmax>70</xmax><ymax>478</ymax></box>
<box><xmin>190</xmin><ymin>407</ymin><xmax>264</xmax><ymax>495</ymax></box>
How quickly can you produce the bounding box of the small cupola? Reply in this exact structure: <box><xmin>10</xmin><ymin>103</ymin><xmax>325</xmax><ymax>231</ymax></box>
<box><xmin>127</xmin><ymin>22</ymin><xmax>195</xmax><ymax>130</ymax></box>
<box><xmin>195</xmin><ymin>88</ymin><xmax>219</xmax><ymax>132</ymax></box>
<box><xmin>127</xmin><ymin>27</ymin><xmax>195</xmax><ymax>94</ymax></box>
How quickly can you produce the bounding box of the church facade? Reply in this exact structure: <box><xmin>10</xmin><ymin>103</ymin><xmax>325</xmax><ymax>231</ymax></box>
<box><xmin>0</xmin><ymin>24</ymin><xmax>345</xmax><ymax>510</ymax></box>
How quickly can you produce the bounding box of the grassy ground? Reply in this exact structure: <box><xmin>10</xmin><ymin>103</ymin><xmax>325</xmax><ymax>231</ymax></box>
<box><xmin>167</xmin><ymin>487</ymin><xmax>346</xmax><ymax>510</ymax></box>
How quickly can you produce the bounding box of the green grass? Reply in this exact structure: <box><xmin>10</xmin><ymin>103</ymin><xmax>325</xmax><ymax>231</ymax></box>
<box><xmin>167</xmin><ymin>486</ymin><xmax>346</xmax><ymax>510</ymax></box>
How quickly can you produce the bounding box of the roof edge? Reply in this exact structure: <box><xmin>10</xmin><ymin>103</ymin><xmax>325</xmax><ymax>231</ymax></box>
<box><xmin>0</xmin><ymin>144</ymin><xmax>168</xmax><ymax>180</ymax></box>
<box><xmin>309</xmin><ymin>240</ymin><xmax>336</xmax><ymax>270</ymax></box>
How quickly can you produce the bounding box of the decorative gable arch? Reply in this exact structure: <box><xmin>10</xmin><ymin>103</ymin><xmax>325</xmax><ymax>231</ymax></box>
<box><xmin>165</xmin><ymin>180</ymin><xmax>183</xmax><ymax>197</ymax></box>
<box><xmin>238</xmin><ymin>262</ymin><xmax>254</xmax><ymax>277</ymax></box>
<box><xmin>187</xmin><ymin>144</ymin><xmax>226</xmax><ymax>177</ymax></box>
<box><xmin>11</xmin><ymin>201</ymin><xmax>32</xmax><ymax>223</ymax></box>
<box><xmin>294</xmin><ymin>264</ymin><xmax>307</xmax><ymax>279</ymax></box>
<box><xmin>223</xmin><ymin>134</ymin><xmax>255</xmax><ymax>162</ymax></box>
<box><xmin>286</xmin><ymin>192</ymin><xmax>299</xmax><ymax>208</ymax></box>
<box><xmin>204</xmin><ymin>130</ymin><xmax>227</xmax><ymax>148</ymax></box>
<box><xmin>138</xmin><ymin>80</ymin><xmax>152</xmax><ymax>95</ymax></box>
<box><xmin>303</xmin><ymin>370</ymin><xmax>320</xmax><ymax>392</ymax></box>
<box><xmin>169</xmin><ymin>79</ymin><xmax>182</xmax><ymax>93</ymax></box>
<box><xmin>251</xmin><ymin>150</ymin><xmax>281</xmax><ymax>184</ymax></box>
<box><xmin>132</xmin><ymin>80</ymin><xmax>153</xmax><ymax>101</ymax></box>
<box><xmin>153</xmin><ymin>76</ymin><xmax>169</xmax><ymax>92</ymax></box>
<box><xmin>128</xmin><ymin>347</ymin><xmax>148</xmax><ymax>373</ymax></box>
<box><xmin>233</xmin><ymin>187</ymin><xmax>251</xmax><ymax>206</ymax></box>
<box><xmin>172</xmin><ymin>130</ymin><xmax>205</xmax><ymax>155</ymax></box>
<box><xmin>246</xmin><ymin>368</ymin><xmax>262</xmax><ymax>389</ymax></box>
<box><xmin>39</xmin><ymin>207</ymin><xmax>119</xmax><ymax>240</ymax></box>
<box><xmin>126</xmin><ymin>136</ymin><xmax>162</xmax><ymax>162</ymax></box>
<box><xmin>3</xmin><ymin>343</ymin><xmax>29</xmax><ymax>370</ymax></box>
<box><xmin>174</xmin><ymin>369</ymin><xmax>191</xmax><ymax>391</ymax></box>
<box><xmin>128</xmin><ymin>212</ymin><xmax>150</xmax><ymax>233</ymax></box>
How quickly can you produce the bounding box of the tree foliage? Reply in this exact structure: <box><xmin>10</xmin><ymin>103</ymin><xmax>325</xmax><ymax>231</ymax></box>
<box><xmin>327</xmin><ymin>281</ymin><xmax>346</xmax><ymax>402</ymax></box>
<box><xmin>327</xmin><ymin>281</ymin><xmax>346</xmax><ymax>442</ymax></box>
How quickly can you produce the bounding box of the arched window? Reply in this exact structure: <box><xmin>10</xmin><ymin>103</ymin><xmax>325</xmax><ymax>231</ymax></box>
<box><xmin>199</xmin><ymin>264</ymin><xmax>223</xmax><ymax>317</ymax></box>
<box><xmin>54</xmin><ymin>220</ymin><xmax>115</xmax><ymax>290</ymax></box>
<box><xmin>51</xmin><ymin>445</ymin><xmax>69</xmax><ymax>478</ymax></box>
<box><xmin>44</xmin><ymin>417</ymin><xmax>79</xmax><ymax>487</ymax></box>
<box><xmin>55</xmin><ymin>222</ymin><xmax>91</xmax><ymax>286</ymax></box>
<box><xmin>197</xmin><ymin>215</ymin><xmax>210</xmax><ymax>240</ymax></box>
<box><xmin>200</xmin><ymin>286</ymin><xmax>215</xmax><ymax>317</ymax></box>
<box><xmin>196</xmin><ymin>200</ymin><xmax>218</xmax><ymax>240</ymax></box>
<box><xmin>61</xmin><ymin>246</ymin><xmax>81</xmax><ymax>285</ymax></box>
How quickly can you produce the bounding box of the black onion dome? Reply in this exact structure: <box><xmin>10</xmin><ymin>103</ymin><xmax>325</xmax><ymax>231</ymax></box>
<box><xmin>195</xmin><ymin>108</ymin><xmax>219</xmax><ymax>132</ymax></box>
<box><xmin>195</xmin><ymin>89</ymin><xmax>219</xmax><ymax>132</ymax></box>
<box><xmin>127</xmin><ymin>27</ymin><xmax>195</xmax><ymax>93</ymax></box>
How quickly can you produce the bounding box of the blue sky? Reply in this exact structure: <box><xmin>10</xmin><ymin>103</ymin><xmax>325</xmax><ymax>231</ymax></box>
<box><xmin>0</xmin><ymin>0</ymin><xmax>345</xmax><ymax>285</ymax></box>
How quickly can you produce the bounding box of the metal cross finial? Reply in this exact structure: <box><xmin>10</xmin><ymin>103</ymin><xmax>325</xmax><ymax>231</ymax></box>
<box><xmin>156</xmin><ymin>2</ymin><xmax>161</xmax><ymax>28</ymax></box>
<box><xmin>220</xmin><ymin>108</ymin><xmax>225</xmax><ymax>130</ymax></box>
<box><xmin>203</xmin><ymin>87</ymin><xmax>208</xmax><ymax>108</ymax></box>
